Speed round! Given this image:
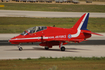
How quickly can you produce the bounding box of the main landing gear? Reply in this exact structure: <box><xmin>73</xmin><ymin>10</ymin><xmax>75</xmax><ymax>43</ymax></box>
<box><xmin>59</xmin><ymin>42</ymin><xmax>65</xmax><ymax>51</ymax></box>
<box><xmin>44</xmin><ymin>42</ymin><xmax>66</xmax><ymax>51</ymax></box>
<box><xmin>45</xmin><ymin>46</ymin><xmax>49</xmax><ymax>50</ymax></box>
<box><xmin>18</xmin><ymin>44</ymin><xmax>23</xmax><ymax>51</ymax></box>
<box><xmin>61</xmin><ymin>46</ymin><xmax>65</xmax><ymax>51</ymax></box>
<box><xmin>44</xmin><ymin>46</ymin><xmax>65</xmax><ymax>51</ymax></box>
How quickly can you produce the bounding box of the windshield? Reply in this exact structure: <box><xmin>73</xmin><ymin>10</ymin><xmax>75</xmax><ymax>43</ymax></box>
<box><xmin>21</xmin><ymin>26</ymin><xmax>47</xmax><ymax>35</ymax></box>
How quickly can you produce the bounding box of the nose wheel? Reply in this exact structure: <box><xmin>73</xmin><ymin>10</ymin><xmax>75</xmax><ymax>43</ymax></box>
<box><xmin>18</xmin><ymin>44</ymin><xmax>23</xmax><ymax>51</ymax></box>
<box><xmin>19</xmin><ymin>47</ymin><xmax>23</xmax><ymax>51</ymax></box>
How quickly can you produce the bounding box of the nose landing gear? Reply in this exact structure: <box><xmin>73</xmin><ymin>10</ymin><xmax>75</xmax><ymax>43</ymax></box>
<box><xmin>18</xmin><ymin>44</ymin><xmax>23</xmax><ymax>51</ymax></box>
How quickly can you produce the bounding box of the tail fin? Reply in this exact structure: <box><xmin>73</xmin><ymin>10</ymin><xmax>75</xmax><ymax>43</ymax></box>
<box><xmin>72</xmin><ymin>13</ymin><xmax>103</xmax><ymax>36</ymax></box>
<box><xmin>72</xmin><ymin>13</ymin><xmax>89</xmax><ymax>30</ymax></box>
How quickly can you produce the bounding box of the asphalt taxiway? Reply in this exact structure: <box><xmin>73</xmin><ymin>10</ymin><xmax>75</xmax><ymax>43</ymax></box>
<box><xmin>0</xmin><ymin>45</ymin><xmax>105</xmax><ymax>60</ymax></box>
<box><xmin>0</xmin><ymin>10</ymin><xmax>105</xmax><ymax>18</ymax></box>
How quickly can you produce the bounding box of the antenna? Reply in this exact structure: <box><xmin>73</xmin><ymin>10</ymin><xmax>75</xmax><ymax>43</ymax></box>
<box><xmin>53</xmin><ymin>25</ymin><xmax>55</xmax><ymax>27</ymax></box>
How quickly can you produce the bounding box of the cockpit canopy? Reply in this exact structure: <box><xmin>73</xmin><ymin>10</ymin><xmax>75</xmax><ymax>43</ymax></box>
<box><xmin>21</xmin><ymin>26</ymin><xmax>47</xmax><ymax>35</ymax></box>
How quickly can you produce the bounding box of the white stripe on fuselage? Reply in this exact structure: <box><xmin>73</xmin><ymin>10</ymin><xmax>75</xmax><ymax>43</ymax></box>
<box><xmin>71</xmin><ymin>13</ymin><xmax>88</xmax><ymax>38</ymax></box>
<box><xmin>11</xmin><ymin>37</ymin><xmax>49</xmax><ymax>40</ymax></box>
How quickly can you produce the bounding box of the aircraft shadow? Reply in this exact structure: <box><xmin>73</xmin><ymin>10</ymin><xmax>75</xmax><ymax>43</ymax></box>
<box><xmin>6</xmin><ymin>47</ymin><xmax>90</xmax><ymax>53</ymax></box>
<box><xmin>1</xmin><ymin>40</ymin><xmax>105</xmax><ymax>46</ymax></box>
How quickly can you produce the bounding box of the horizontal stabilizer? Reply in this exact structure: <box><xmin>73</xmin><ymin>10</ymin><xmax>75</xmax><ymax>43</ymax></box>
<box><xmin>90</xmin><ymin>32</ymin><xmax>103</xmax><ymax>36</ymax></box>
<box><xmin>82</xmin><ymin>30</ymin><xmax>103</xmax><ymax>36</ymax></box>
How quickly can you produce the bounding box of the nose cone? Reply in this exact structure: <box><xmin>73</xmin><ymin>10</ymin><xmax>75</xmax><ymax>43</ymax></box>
<box><xmin>9</xmin><ymin>35</ymin><xmax>20</xmax><ymax>44</ymax></box>
<box><xmin>9</xmin><ymin>39</ymin><xmax>12</xmax><ymax>43</ymax></box>
<box><xmin>9</xmin><ymin>38</ymin><xmax>14</xmax><ymax>43</ymax></box>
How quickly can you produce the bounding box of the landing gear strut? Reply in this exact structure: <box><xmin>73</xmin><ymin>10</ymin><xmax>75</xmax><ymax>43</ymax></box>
<box><xmin>59</xmin><ymin>42</ymin><xmax>66</xmax><ymax>51</ymax></box>
<box><xmin>18</xmin><ymin>44</ymin><xmax>23</xmax><ymax>51</ymax></box>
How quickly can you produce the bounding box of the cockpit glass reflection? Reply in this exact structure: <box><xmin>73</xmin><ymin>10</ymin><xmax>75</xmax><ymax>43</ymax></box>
<box><xmin>21</xmin><ymin>26</ymin><xmax>47</xmax><ymax>35</ymax></box>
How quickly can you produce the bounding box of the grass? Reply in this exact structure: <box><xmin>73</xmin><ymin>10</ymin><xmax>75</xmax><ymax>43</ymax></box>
<box><xmin>0</xmin><ymin>3</ymin><xmax>105</xmax><ymax>12</ymax></box>
<box><xmin>0</xmin><ymin>17</ymin><xmax>105</xmax><ymax>33</ymax></box>
<box><xmin>0</xmin><ymin>57</ymin><xmax>105</xmax><ymax>70</ymax></box>
<box><xmin>0</xmin><ymin>17</ymin><xmax>75</xmax><ymax>33</ymax></box>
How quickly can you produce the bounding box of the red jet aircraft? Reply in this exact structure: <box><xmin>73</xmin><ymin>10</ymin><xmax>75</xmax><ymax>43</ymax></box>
<box><xmin>9</xmin><ymin>13</ymin><xmax>102</xmax><ymax>51</ymax></box>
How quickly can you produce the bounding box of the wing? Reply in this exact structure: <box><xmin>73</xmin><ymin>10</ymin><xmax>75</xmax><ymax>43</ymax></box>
<box><xmin>43</xmin><ymin>36</ymin><xmax>86</xmax><ymax>43</ymax></box>
<box><xmin>70</xmin><ymin>39</ymin><xmax>86</xmax><ymax>43</ymax></box>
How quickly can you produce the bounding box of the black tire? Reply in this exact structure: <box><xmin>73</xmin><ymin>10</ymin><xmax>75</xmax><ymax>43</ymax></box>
<box><xmin>45</xmin><ymin>47</ymin><xmax>49</xmax><ymax>50</ymax></box>
<box><xmin>19</xmin><ymin>47</ymin><xmax>23</xmax><ymax>51</ymax></box>
<box><xmin>61</xmin><ymin>46</ymin><xmax>65</xmax><ymax>51</ymax></box>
